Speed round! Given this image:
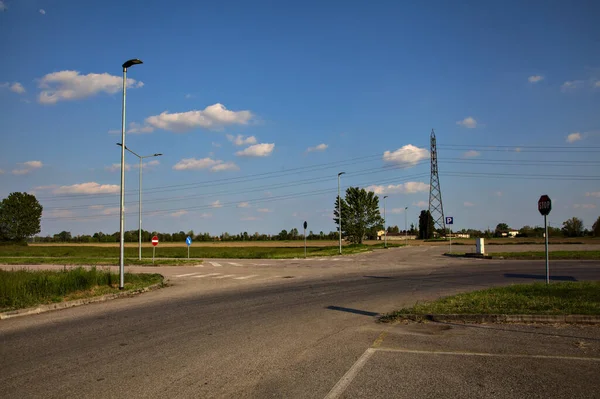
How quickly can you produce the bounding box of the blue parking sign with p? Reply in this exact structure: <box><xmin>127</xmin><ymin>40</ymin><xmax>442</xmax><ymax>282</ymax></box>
<box><xmin>446</xmin><ymin>217</ymin><xmax>453</xmax><ymax>225</ymax></box>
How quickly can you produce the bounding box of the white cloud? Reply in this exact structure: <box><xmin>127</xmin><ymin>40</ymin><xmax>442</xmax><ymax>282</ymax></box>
<box><xmin>307</xmin><ymin>143</ymin><xmax>328</xmax><ymax>152</ymax></box>
<box><xmin>199</xmin><ymin>213</ymin><xmax>212</xmax><ymax>218</ymax></box>
<box><xmin>102</xmin><ymin>207</ymin><xmax>121</xmax><ymax>215</ymax></box>
<box><xmin>138</xmin><ymin>159</ymin><xmax>160</xmax><ymax>169</ymax></box>
<box><xmin>515</xmin><ymin>147</ymin><xmax>522</xmax><ymax>153</ymax></box>
<box><xmin>241</xmin><ymin>216</ymin><xmax>260</xmax><ymax>221</ymax></box>
<box><xmin>172</xmin><ymin>157</ymin><xmax>238</xmax><ymax>172</ymax></box>
<box><xmin>390</xmin><ymin>208</ymin><xmax>407</xmax><ymax>214</ymax></box>
<box><xmin>212</xmin><ymin>142</ymin><xmax>222</xmax><ymax>148</ymax></box>
<box><xmin>464</xmin><ymin>201</ymin><xmax>475</xmax><ymax>207</ymax></box>
<box><xmin>383</xmin><ymin>145</ymin><xmax>429</xmax><ymax>166</ymax></box>
<box><xmin>528</xmin><ymin>75</ymin><xmax>543</xmax><ymax>83</ymax></box>
<box><xmin>105</xmin><ymin>163</ymin><xmax>132</xmax><ymax>172</ymax></box>
<box><xmin>365</xmin><ymin>182</ymin><xmax>429</xmax><ymax>195</ymax></box>
<box><xmin>586</xmin><ymin>192</ymin><xmax>600</xmax><ymax>198</ymax></box>
<box><xmin>561</xmin><ymin>80</ymin><xmax>585</xmax><ymax>91</ymax></box>
<box><xmin>39</xmin><ymin>9</ymin><xmax>46</xmax><ymax>15</ymax></box>
<box><xmin>413</xmin><ymin>201</ymin><xmax>428</xmax><ymax>208</ymax></box>
<box><xmin>595</xmin><ymin>81</ymin><xmax>600</xmax><ymax>88</ymax></box>
<box><xmin>566</xmin><ymin>132</ymin><xmax>582</xmax><ymax>143</ymax></box>
<box><xmin>462</xmin><ymin>150</ymin><xmax>481</xmax><ymax>158</ymax></box>
<box><xmin>0</xmin><ymin>1</ymin><xmax>6</xmax><ymax>11</ymax></box>
<box><xmin>257</xmin><ymin>208</ymin><xmax>272</xmax><ymax>213</ymax></box>
<box><xmin>226</xmin><ymin>134</ymin><xmax>257</xmax><ymax>146</ymax></box>
<box><xmin>144</xmin><ymin>103</ymin><xmax>252</xmax><ymax>132</ymax></box>
<box><xmin>127</xmin><ymin>122</ymin><xmax>154</xmax><ymax>134</ymax></box>
<box><xmin>53</xmin><ymin>182</ymin><xmax>120</xmax><ymax>195</ymax></box>
<box><xmin>46</xmin><ymin>209</ymin><xmax>75</xmax><ymax>218</ymax></box>
<box><xmin>574</xmin><ymin>204</ymin><xmax>597</xmax><ymax>209</ymax></box>
<box><xmin>170</xmin><ymin>210</ymin><xmax>188</xmax><ymax>217</ymax></box>
<box><xmin>456</xmin><ymin>116</ymin><xmax>478</xmax><ymax>128</ymax></box>
<box><xmin>185</xmin><ymin>94</ymin><xmax>194</xmax><ymax>99</ymax></box>
<box><xmin>108</xmin><ymin>129</ymin><xmax>120</xmax><ymax>135</ymax></box>
<box><xmin>33</xmin><ymin>185</ymin><xmax>57</xmax><ymax>191</ymax></box>
<box><xmin>0</xmin><ymin>169</ymin><xmax>4</xmax><ymax>174</ymax></box>
<box><xmin>235</xmin><ymin>143</ymin><xmax>275</xmax><ymax>157</ymax></box>
<box><xmin>10</xmin><ymin>82</ymin><xmax>25</xmax><ymax>94</ymax></box>
<box><xmin>211</xmin><ymin>200</ymin><xmax>223</xmax><ymax>208</ymax></box>
<box><xmin>38</xmin><ymin>70</ymin><xmax>143</xmax><ymax>104</ymax></box>
<box><xmin>237</xmin><ymin>202</ymin><xmax>250</xmax><ymax>208</ymax></box>
<box><xmin>495</xmin><ymin>191</ymin><xmax>503</xmax><ymax>197</ymax></box>
<box><xmin>89</xmin><ymin>205</ymin><xmax>105</xmax><ymax>210</ymax></box>
<box><xmin>12</xmin><ymin>160</ymin><xmax>43</xmax><ymax>175</ymax></box>
<box><xmin>264</xmin><ymin>191</ymin><xmax>273</xmax><ymax>197</ymax></box>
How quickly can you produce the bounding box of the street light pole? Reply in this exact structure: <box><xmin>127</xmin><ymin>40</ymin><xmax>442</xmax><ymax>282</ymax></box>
<box><xmin>404</xmin><ymin>206</ymin><xmax>408</xmax><ymax>242</ymax></box>
<box><xmin>337</xmin><ymin>172</ymin><xmax>345</xmax><ymax>255</ymax></box>
<box><xmin>383</xmin><ymin>195</ymin><xmax>388</xmax><ymax>248</ymax></box>
<box><xmin>117</xmin><ymin>144</ymin><xmax>162</xmax><ymax>261</ymax></box>
<box><xmin>119</xmin><ymin>59</ymin><xmax>143</xmax><ymax>290</ymax></box>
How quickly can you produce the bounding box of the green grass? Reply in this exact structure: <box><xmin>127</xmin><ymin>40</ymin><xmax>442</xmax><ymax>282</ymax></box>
<box><xmin>0</xmin><ymin>243</ymin><xmax>402</xmax><ymax>261</ymax></box>
<box><xmin>0</xmin><ymin>267</ymin><xmax>163</xmax><ymax>311</ymax></box>
<box><xmin>380</xmin><ymin>281</ymin><xmax>600</xmax><ymax>322</ymax></box>
<box><xmin>492</xmin><ymin>251</ymin><xmax>600</xmax><ymax>260</ymax></box>
<box><xmin>0</xmin><ymin>257</ymin><xmax>202</xmax><ymax>266</ymax></box>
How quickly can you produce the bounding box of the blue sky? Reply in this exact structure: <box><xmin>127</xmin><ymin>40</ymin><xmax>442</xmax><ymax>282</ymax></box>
<box><xmin>1</xmin><ymin>0</ymin><xmax>599</xmax><ymax>237</ymax></box>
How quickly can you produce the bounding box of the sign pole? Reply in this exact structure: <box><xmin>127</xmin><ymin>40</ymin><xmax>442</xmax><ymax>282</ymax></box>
<box><xmin>188</xmin><ymin>245</ymin><xmax>190</xmax><ymax>259</ymax></box>
<box><xmin>545</xmin><ymin>215</ymin><xmax>549</xmax><ymax>285</ymax></box>
<box><xmin>449</xmin><ymin>228</ymin><xmax>452</xmax><ymax>254</ymax></box>
<box><xmin>153</xmin><ymin>246</ymin><xmax>155</xmax><ymax>264</ymax></box>
<box><xmin>303</xmin><ymin>221</ymin><xmax>308</xmax><ymax>259</ymax></box>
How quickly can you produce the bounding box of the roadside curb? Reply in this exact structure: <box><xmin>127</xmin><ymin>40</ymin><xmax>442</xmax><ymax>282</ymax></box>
<box><xmin>389</xmin><ymin>313</ymin><xmax>600</xmax><ymax>324</ymax></box>
<box><xmin>443</xmin><ymin>253</ymin><xmax>493</xmax><ymax>259</ymax></box>
<box><xmin>0</xmin><ymin>282</ymin><xmax>164</xmax><ymax>320</ymax></box>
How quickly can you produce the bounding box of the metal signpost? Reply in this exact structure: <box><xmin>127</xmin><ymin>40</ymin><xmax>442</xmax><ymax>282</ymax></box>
<box><xmin>303</xmin><ymin>221</ymin><xmax>308</xmax><ymax>259</ymax></box>
<box><xmin>538</xmin><ymin>195</ymin><xmax>552</xmax><ymax>284</ymax></box>
<box><xmin>152</xmin><ymin>235</ymin><xmax>159</xmax><ymax>264</ymax></box>
<box><xmin>446</xmin><ymin>217</ymin><xmax>454</xmax><ymax>253</ymax></box>
<box><xmin>186</xmin><ymin>236</ymin><xmax>192</xmax><ymax>259</ymax></box>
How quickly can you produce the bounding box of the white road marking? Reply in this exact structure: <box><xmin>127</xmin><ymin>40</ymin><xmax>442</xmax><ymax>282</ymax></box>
<box><xmin>192</xmin><ymin>273</ymin><xmax>222</xmax><ymax>278</ymax></box>
<box><xmin>174</xmin><ymin>272</ymin><xmax>203</xmax><ymax>278</ymax></box>
<box><xmin>228</xmin><ymin>262</ymin><xmax>243</xmax><ymax>266</ymax></box>
<box><xmin>194</xmin><ymin>264</ymin><xmax>204</xmax><ymax>267</ymax></box>
<box><xmin>324</xmin><ymin>348</ymin><xmax>376</xmax><ymax>399</ymax></box>
<box><xmin>209</xmin><ymin>262</ymin><xmax>222</xmax><ymax>267</ymax></box>
<box><xmin>213</xmin><ymin>274</ymin><xmax>236</xmax><ymax>279</ymax></box>
<box><xmin>233</xmin><ymin>275</ymin><xmax>258</xmax><ymax>280</ymax></box>
<box><xmin>375</xmin><ymin>348</ymin><xmax>600</xmax><ymax>361</ymax></box>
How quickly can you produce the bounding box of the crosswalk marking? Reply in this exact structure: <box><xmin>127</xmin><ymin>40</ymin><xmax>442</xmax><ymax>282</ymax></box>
<box><xmin>233</xmin><ymin>275</ymin><xmax>258</xmax><ymax>280</ymax></box>
<box><xmin>175</xmin><ymin>272</ymin><xmax>203</xmax><ymax>278</ymax></box>
<box><xmin>213</xmin><ymin>274</ymin><xmax>236</xmax><ymax>279</ymax></box>
<box><xmin>192</xmin><ymin>273</ymin><xmax>222</xmax><ymax>278</ymax></box>
<box><xmin>228</xmin><ymin>262</ymin><xmax>242</xmax><ymax>267</ymax></box>
<box><xmin>209</xmin><ymin>262</ymin><xmax>222</xmax><ymax>267</ymax></box>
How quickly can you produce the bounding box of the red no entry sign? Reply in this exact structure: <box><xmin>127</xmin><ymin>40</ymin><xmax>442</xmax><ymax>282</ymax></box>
<box><xmin>151</xmin><ymin>235</ymin><xmax>159</xmax><ymax>247</ymax></box>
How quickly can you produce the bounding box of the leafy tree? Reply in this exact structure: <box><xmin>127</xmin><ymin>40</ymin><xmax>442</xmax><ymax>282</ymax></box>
<box><xmin>278</xmin><ymin>229</ymin><xmax>288</xmax><ymax>240</ymax></box>
<box><xmin>0</xmin><ymin>192</ymin><xmax>43</xmax><ymax>242</ymax></box>
<box><xmin>418</xmin><ymin>210</ymin><xmax>434</xmax><ymax>239</ymax></box>
<box><xmin>494</xmin><ymin>223</ymin><xmax>510</xmax><ymax>237</ymax></box>
<box><xmin>562</xmin><ymin>217</ymin><xmax>584</xmax><ymax>237</ymax></box>
<box><xmin>333</xmin><ymin>187</ymin><xmax>383</xmax><ymax>244</ymax></box>
<box><xmin>593</xmin><ymin>216</ymin><xmax>600</xmax><ymax>237</ymax></box>
<box><xmin>54</xmin><ymin>231</ymin><xmax>72</xmax><ymax>242</ymax></box>
<box><xmin>387</xmin><ymin>225</ymin><xmax>400</xmax><ymax>234</ymax></box>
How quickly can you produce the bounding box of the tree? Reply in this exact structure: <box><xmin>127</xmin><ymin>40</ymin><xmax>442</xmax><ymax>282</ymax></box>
<box><xmin>495</xmin><ymin>223</ymin><xmax>509</xmax><ymax>237</ymax></box>
<box><xmin>333</xmin><ymin>187</ymin><xmax>383</xmax><ymax>244</ymax></box>
<box><xmin>562</xmin><ymin>217</ymin><xmax>584</xmax><ymax>237</ymax></box>
<box><xmin>593</xmin><ymin>216</ymin><xmax>600</xmax><ymax>237</ymax></box>
<box><xmin>0</xmin><ymin>192</ymin><xmax>43</xmax><ymax>242</ymax></box>
<box><xmin>418</xmin><ymin>210</ymin><xmax>434</xmax><ymax>239</ymax></box>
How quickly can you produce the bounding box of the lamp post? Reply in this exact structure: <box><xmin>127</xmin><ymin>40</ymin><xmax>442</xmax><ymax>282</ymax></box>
<box><xmin>383</xmin><ymin>195</ymin><xmax>388</xmax><ymax>248</ymax></box>
<box><xmin>119</xmin><ymin>58</ymin><xmax>143</xmax><ymax>290</ymax></box>
<box><xmin>337</xmin><ymin>172</ymin><xmax>345</xmax><ymax>255</ymax></box>
<box><xmin>404</xmin><ymin>206</ymin><xmax>408</xmax><ymax>241</ymax></box>
<box><xmin>117</xmin><ymin>144</ymin><xmax>162</xmax><ymax>260</ymax></box>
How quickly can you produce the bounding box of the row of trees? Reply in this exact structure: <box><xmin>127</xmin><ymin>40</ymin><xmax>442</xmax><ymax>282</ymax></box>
<box><xmin>2</xmin><ymin>191</ymin><xmax>600</xmax><ymax>244</ymax></box>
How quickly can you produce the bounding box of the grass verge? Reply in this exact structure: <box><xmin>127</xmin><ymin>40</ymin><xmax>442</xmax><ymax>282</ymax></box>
<box><xmin>0</xmin><ymin>243</ymin><xmax>402</xmax><ymax>260</ymax></box>
<box><xmin>380</xmin><ymin>281</ymin><xmax>600</xmax><ymax>323</ymax></box>
<box><xmin>0</xmin><ymin>257</ymin><xmax>202</xmax><ymax>266</ymax></box>
<box><xmin>0</xmin><ymin>267</ymin><xmax>163</xmax><ymax>312</ymax></box>
<box><xmin>491</xmin><ymin>251</ymin><xmax>600</xmax><ymax>260</ymax></box>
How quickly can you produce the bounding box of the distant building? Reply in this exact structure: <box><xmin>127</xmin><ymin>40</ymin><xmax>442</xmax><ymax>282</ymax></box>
<box><xmin>499</xmin><ymin>230</ymin><xmax>519</xmax><ymax>238</ymax></box>
<box><xmin>377</xmin><ymin>231</ymin><xmax>417</xmax><ymax>240</ymax></box>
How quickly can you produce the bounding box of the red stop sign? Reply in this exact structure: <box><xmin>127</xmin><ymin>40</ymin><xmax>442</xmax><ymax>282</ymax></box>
<box><xmin>538</xmin><ymin>195</ymin><xmax>552</xmax><ymax>216</ymax></box>
<box><xmin>151</xmin><ymin>235</ymin><xmax>159</xmax><ymax>246</ymax></box>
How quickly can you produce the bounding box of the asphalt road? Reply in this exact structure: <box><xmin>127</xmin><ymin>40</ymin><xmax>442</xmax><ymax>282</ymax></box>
<box><xmin>2</xmin><ymin>246</ymin><xmax>600</xmax><ymax>398</ymax></box>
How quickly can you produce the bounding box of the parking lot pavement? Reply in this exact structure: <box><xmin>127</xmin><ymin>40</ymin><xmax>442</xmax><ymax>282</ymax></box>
<box><xmin>327</xmin><ymin>321</ymin><xmax>600</xmax><ymax>399</ymax></box>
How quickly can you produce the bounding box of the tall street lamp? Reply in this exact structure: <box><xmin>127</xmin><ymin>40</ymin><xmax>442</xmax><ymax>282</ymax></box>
<box><xmin>117</xmin><ymin>143</ymin><xmax>162</xmax><ymax>260</ymax></box>
<box><xmin>337</xmin><ymin>172</ymin><xmax>345</xmax><ymax>255</ymax></box>
<box><xmin>383</xmin><ymin>195</ymin><xmax>388</xmax><ymax>248</ymax></box>
<box><xmin>119</xmin><ymin>58</ymin><xmax>143</xmax><ymax>290</ymax></box>
<box><xmin>404</xmin><ymin>206</ymin><xmax>408</xmax><ymax>242</ymax></box>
